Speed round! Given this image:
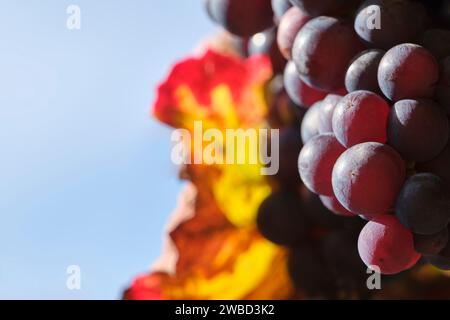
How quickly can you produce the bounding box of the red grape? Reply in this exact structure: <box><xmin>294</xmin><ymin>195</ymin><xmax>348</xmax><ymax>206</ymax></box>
<box><xmin>332</xmin><ymin>90</ymin><xmax>390</xmax><ymax>148</ymax></box>
<box><xmin>292</xmin><ymin>16</ymin><xmax>364</xmax><ymax>91</ymax></box>
<box><xmin>298</xmin><ymin>133</ymin><xmax>346</xmax><ymax>196</ymax></box>
<box><xmin>358</xmin><ymin>215</ymin><xmax>421</xmax><ymax>275</ymax></box>
<box><xmin>332</xmin><ymin>142</ymin><xmax>406</xmax><ymax>215</ymax></box>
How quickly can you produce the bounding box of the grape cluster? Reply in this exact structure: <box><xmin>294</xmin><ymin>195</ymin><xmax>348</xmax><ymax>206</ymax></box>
<box><xmin>205</xmin><ymin>0</ymin><xmax>450</xmax><ymax>294</ymax></box>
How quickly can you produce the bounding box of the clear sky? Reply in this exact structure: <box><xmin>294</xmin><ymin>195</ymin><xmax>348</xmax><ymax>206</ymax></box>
<box><xmin>0</xmin><ymin>0</ymin><xmax>215</xmax><ymax>299</ymax></box>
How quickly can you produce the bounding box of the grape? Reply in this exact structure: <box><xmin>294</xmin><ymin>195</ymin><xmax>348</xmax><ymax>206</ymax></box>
<box><xmin>345</xmin><ymin>49</ymin><xmax>384</xmax><ymax>95</ymax></box>
<box><xmin>395</xmin><ymin>173</ymin><xmax>450</xmax><ymax>235</ymax></box>
<box><xmin>292</xmin><ymin>16</ymin><xmax>364</xmax><ymax>92</ymax></box>
<box><xmin>387</xmin><ymin>99</ymin><xmax>449</xmax><ymax>162</ymax></box>
<box><xmin>318</xmin><ymin>94</ymin><xmax>341</xmax><ymax>134</ymax></box>
<box><xmin>289</xmin><ymin>0</ymin><xmax>360</xmax><ymax>17</ymax></box>
<box><xmin>274</xmin><ymin>126</ymin><xmax>303</xmax><ymax>188</ymax></box>
<box><xmin>249</xmin><ymin>28</ymin><xmax>287</xmax><ymax>74</ymax></box>
<box><xmin>272</xmin><ymin>0</ymin><xmax>292</xmax><ymax>21</ymax></box>
<box><xmin>378</xmin><ymin>44</ymin><xmax>439</xmax><ymax>101</ymax></box>
<box><xmin>205</xmin><ymin>0</ymin><xmax>274</xmax><ymax>37</ymax></box>
<box><xmin>358</xmin><ymin>215</ymin><xmax>421</xmax><ymax>275</ymax></box>
<box><xmin>436</xmin><ymin>56</ymin><xmax>450</xmax><ymax>116</ymax></box>
<box><xmin>332</xmin><ymin>142</ymin><xmax>406</xmax><ymax>215</ymax></box>
<box><xmin>319</xmin><ymin>195</ymin><xmax>356</xmax><ymax>217</ymax></box>
<box><xmin>277</xmin><ymin>6</ymin><xmax>310</xmax><ymax>60</ymax></box>
<box><xmin>300</xmin><ymin>100</ymin><xmax>322</xmax><ymax>143</ymax></box>
<box><xmin>283</xmin><ymin>61</ymin><xmax>327</xmax><ymax>108</ymax></box>
<box><xmin>419</xmin><ymin>29</ymin><xmax>450</xmax><ymax>61</ymax></box>
<box><xmin>413</xmin><ymin>228</ymin><xmax>449</xmax><ymax>255</ymax></box>
<box><xmin>416</xmin><ymin>142</ymin><xmax>450</xmax><ymax>183</ymax></box>
<box><xmin>256</xmin><ymin>190</ymin><xmax>309</xmax><ymax>245</ymax></box>
<box><xmin>298</xmin><ymin>133</ymin><xmax>346</xmax><ymax>196</ymax></box>
<box><xmin>354</xmin><ymin>0</ymin><xmax>428</xmax><ymax>49</ymax></box>
<box><xmin>332</xmin><ymin>90</ymin><xmax>390</xmax><ymax>148</ymax></box>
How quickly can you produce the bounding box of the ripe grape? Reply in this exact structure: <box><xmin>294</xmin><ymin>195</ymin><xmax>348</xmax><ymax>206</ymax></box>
<box><xmin>395</xmin><ymin>173</ymin><xmax>450</xmax><ymax>235</ymax></box>
<box><xmin>416</xmin><ymin>142</ymin><xmax>450</xmax><ymax>183</ymax></box>
<box><xmin>387</xmin><ymin>99</ymin><xmax>449</xmax><ymax>162</ymax></box>
<box><xmin>283</xmin><ymin>61</ymin><xmax>327</xmax><ymax>108</ymax></box>
<box><xmin>332</xmin><ymin>142</ymin><xmax>406</xmax><ymax>215</ymax></box>
<box><xmin>289</xmin><ymin>0</ymin><xmax>360</xmax><ymax>17</ymax></box>
<box><xmin>249</xmin><ymin>28</ymin><xmax>287</xmax><ymax>74</ymax></box>
<box><xmin>292</xmin><ymin>16</ymin><xmax>364</xmax><ymax>91</ymax></box>
<box><xmin>345</xmin><ymin>49</ymin><xmax>384</xmax><ymax>95</ymax></box>
<box><xmin>298</xmin><ymin>133</ymin><xmax>346</xmax><ymax>196</ymax></box>
<box><xmin>272</xmin><ymin>0</ymin><xmax>292</xmax><ymax>21</ymax></box>
<box><xmin>419</xmin><ymin>29</ymin><xmax>450</xmax><ymax>61</ymax></box>
<box><xmin>413</xmin><ymin>228</ymin><xmax>449</xmax><ymax>255</ymax></box>
<box><xmin>436</xmin><ymin>56</ymin><xmax>450</xmax><ymax>116</ymax></box>
<box><xmin>257</xmin><ymin>190</ymin><xmax>309</xmax><ymax>245</ymax></box>
<box><xmin>354</xmin><ymin>0</ymin><xmax>428</xmax><ymax>49</ymax></box>
<box><xmin>358</xmin><ymin>215</ymin><xmax>421</xmax><ymax>275</ymax></box>
<box><xmin>206</xmin><ymin>0</ymin><xmax>274</xmax><ymax>37</ymax></box>
<box><xmin>378</xmin><ymin>44</ymin><xmax>439</xmax><ymax>101</ymax></box>
<box><xmin>300</xmin><ymin>100</ymin><xmax>322</xmax><ymax>143</ymax></box>
<box><xmin>332</xmin><ymin>90</ymin><xmax>390</xmax><ymax>148</ymax></box>
<box><xmin>318</xmin><ymin>94</ymin><xmax>342</xmax><ymax>134</ymax></box>
<box><xmin>319</xmin><ymin>195</ymin><xmax>356</xmax><ymax>217</ymax></box>
<box><xmin>277</xmin><ymin>6</ymin><xmax>310</xmax><ymax>60</ymax></box>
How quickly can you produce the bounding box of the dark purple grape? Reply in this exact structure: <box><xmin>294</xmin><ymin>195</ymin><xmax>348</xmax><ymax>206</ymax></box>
<box><xmin>332</xmin><ymin>142</ymin><xmax>406</xmax><ymax>215</ymax></box>
<box><xmin>354</xmin><ymin>0</ymin><xmax>429</xmax><ymax>49</ymax></box>
<box><xmin>289</xmin><ymin>0</ymin><xmax>360</xmax><ymax>17</ymax></box>
<box><xmin>298</xmin><ymin>133</ymin><xmax>346</xmax><ymax>196</ymax></box>
<box><xmin>249</xmin><ymin>28</ymin><xmax>287</xmax><ymax>74</ymax></box>
<box><xmin>301</xmin><ymin>100</ymin><xmax>322</xmax><ymax>143</ymax></box>
<box><xmin>318</xmin><ymin>94</ymin><xmax>341</xmax><ymax>134</ymax></box>
<box><xmin>395</xmin><ymin>173</ymin><xmax>450</xmax><ymax>235</ymax></box>
<box><xmin>345</xmin><ymin>49</ymin><xmax>384</xmax><ymax>94</ymax></box>
<box><xmin>292</xmin><ymin>16</ymin><xmax>364</xmax><ymax>91</ymax></box>
<box><xmin>416</xmin><ymin>142</ymin><xmax>450</xmax><ymax>183</ymax></box>
<box><xmin>272</xmin><ymin>0</ymin><xmax>292</xmax><ymax>21</ymax></box>
<box><xmin>378</xmin><ymin>44</ymin><xmax>439</xmax><ymax>101</ymax></box>
<box><xmin>206</xmin><ymin>0</ymin><xmax>274</xmax><ymax>37</ymax></box>
<box><xmin>419</xmin><ymin>29</ymin><xmax>450</xmax><ymax>61</ymax></box>
<box><xmin>277</xmin><ymin>6</ymin><xmax>310</xmax><ymax>60</ymax></box>
<box><xmin>332</xmin><ymin>90</ymin><xmax>390</xmax><ymax>148</ymax></box>
<box><xmin>283</xmin><ymin>60</ymin><xmax>327</xmax><ymax>108</ymax></box>
<box><xmin>256</xmin><ymin>190</ymin><xmax>309</xmax><ymax>245</ymax></box>
<box><xmin>414</xmin><ymin>228</ymin><xmax>449</xmax><ymax>255</ymax></box>
<box><xmin>387</xmin><ymin>99</ymin><xmax>449</xmax><ymax>162</ymax></box>
<box><xmin>436</xmin><ymin>56</ymin><xmax>450</xmax><ymax>116</ymax></box>
<box><xmin>267</xmin><ymin>78</ymin><xmax>304</xmax><ymax>128</ymax></box>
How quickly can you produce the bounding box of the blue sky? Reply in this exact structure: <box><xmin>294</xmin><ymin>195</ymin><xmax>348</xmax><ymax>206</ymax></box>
<box><xmin>0</xmin><ymin>1</ymin><xmax>215</xmax><ymax>299</ymax></box>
